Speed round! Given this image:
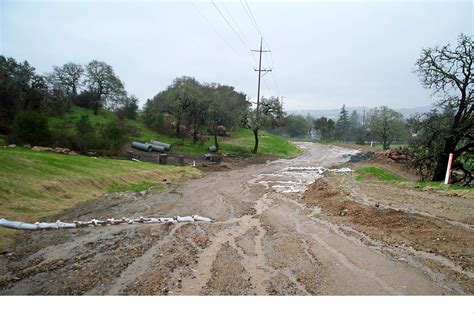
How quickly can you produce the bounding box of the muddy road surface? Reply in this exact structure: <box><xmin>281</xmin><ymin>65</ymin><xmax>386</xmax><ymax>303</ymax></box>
<box><xmin>0</xmin><ymin>142</ymin><xmax>471</xmax><ymax>295</ymax></box>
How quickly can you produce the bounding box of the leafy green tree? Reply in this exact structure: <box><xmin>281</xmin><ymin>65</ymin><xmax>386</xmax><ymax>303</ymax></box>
<box><xmin>336</xmin><ymin>104</ymin><xmax>350</xmax><ymax>141</ymax></box>
<box><xmin>117</xmin><ymin>95</ymin><xmax>139</xmax><ymax>120</ymax></box>
<box><xmin>280</xmin><ymin>114</ymin><xmax>309</xmax><ymax>138</ymax></box>
<box><xmin>314</xmin><ymin>117</ymin><xmax>336</xmax><ymax>141</ymax></box>
<box><xmin>0</xmin><ymin>56</ymin><xmax>47</xmax><ymax>129</ymax></box>
<box><xmin>367</xmin><ymin>106</ymin><xmax>407</xmax><ymax>149</ymax></box>
<box><xmin>413</xmin><ymin>33</ymin><xmax>473</xmax><ymax>181</ymax></box>
<box><xmin>11</xmin><ymin>111</ymin><xmax>51</xmax><ymax>146</ymax></box>
<box><xmin>248</xmin><ymin>96</ymin><xmax>284</xmax><ymax>153</ymax></box>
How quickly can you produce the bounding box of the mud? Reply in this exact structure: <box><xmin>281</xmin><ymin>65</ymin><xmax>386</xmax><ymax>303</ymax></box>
<box><xmin>0</xmin><ymin>142</ymin><xmax>472</xmax><ymax>295</ymax></box>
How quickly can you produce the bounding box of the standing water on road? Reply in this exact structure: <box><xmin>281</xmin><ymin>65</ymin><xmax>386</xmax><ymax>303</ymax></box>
<box><xmin>251</xmin><ymin>142</ymin><xmax>358</xmax><ymax>193</ymax></box>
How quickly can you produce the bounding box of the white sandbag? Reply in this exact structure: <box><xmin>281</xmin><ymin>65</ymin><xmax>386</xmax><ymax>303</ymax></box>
<box><xmin>192</xmin><ymin>215</ymin><xmax>212</xmax><ymax>222</ymax></box>
<box><xmin>144</xmin><ymin>218</ymin><xmax>161</xmax><ymax>223</ymax></box>
<box><xmin>0</xmin><ymin>218</ymin><xmax>38</xmax><ymax>230</ymax></box>
<box><xmin>160</xmin><ymin>217</ymin><xmax>175</xmax><ymax>223</ymax></box>
<box><xmin>176</xmin><ymin>216</ymin><xmax>194</xmax><ymax>222</ymax></box>
<box><xmin>329</xmin><ymin>167</ymin><xmax>352</xmax><ymax>173</ymax></box>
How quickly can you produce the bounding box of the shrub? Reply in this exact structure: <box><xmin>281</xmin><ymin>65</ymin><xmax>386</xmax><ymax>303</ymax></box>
<box><xmin>100</xmin><ymin>119</ymin><xmax>127</xmax><ymax>151</ymax></box>
<box><xmin>11</xmin><ymin>111</ymin><xmax>52</xmax><ymax>146</ymax></box>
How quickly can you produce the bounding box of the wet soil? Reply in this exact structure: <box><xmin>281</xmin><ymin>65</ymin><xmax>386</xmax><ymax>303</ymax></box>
<box><xmin>0</xmin><ymin>142</ymin><xmax>472</xmax><ymax>295</ymax></box>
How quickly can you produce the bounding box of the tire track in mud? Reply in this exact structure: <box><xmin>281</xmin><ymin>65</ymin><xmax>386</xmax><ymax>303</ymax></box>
<box><xmin>85</xmin><ymin>223</ymin><xmax>184</xmax><ymax>295</ymax></box>
<box><xmin>178</xmin><ymin>193</ymin><xmax>270</xmax><ymax>295</ymax></box>
<box><xmin>271</xmin><ymin>192</ymin><xmax>457</xmax><ymax>295</ymax></box>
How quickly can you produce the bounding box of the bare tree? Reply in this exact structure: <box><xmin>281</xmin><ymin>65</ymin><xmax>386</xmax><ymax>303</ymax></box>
<box><xmin>85</xmin><ymin>60</ymin><xmax>125</xmax><ymax>115</ymax></box>
<box><xmin>50</xmin><ymin>62</ymin><xmax>84</xmax><ymax>96</ymax></box>
<box><xmin>414</xmin><ymin>33</ymin><xmax>473</xmax><ymax>181</ymax></box>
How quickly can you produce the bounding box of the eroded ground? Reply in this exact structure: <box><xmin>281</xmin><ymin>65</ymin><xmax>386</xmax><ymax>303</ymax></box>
<box><xmin>0</xmin><ymin>143</ymin><xmax>472</xmax><ymax>295</ymax></box>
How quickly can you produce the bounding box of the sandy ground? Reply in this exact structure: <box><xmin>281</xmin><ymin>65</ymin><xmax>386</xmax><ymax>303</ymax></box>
<box><xmin>0</xmin><ymin>142</ymin><xmax>472</xmax><ymax>295</ymax></box>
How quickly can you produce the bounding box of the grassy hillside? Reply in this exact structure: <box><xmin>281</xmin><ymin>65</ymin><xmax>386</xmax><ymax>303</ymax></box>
<box><xmin>0</xmin><ymin>146</ymin><xmax>201</xmax><ymax>221</ymax></box>
<box><xmin>48</xmin><ymin>106</ymin><xmax>301</xmax><ymax>157</ymax></box>
<box><xmin>0</xmin><ymin>146</ymin><xmax>201</xmax><ymax>251</ymax></box>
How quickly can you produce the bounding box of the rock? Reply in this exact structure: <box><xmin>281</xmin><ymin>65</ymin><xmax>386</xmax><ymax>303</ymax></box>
<box><xmin>8</xmin><ymin>144</ymin><xmax>16</xmax><ymax>148</ymax></box>
<box><xmin>23</xmin><ymin>144</ymin><xmax>32</xmax><ymax>149</ymax></box>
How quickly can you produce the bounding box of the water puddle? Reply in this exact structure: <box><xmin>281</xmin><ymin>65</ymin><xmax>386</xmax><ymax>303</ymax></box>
<box><xmin>253</xmin><ymin>166</ymin><xmax>352</xmax><ymax>193</ymax></box>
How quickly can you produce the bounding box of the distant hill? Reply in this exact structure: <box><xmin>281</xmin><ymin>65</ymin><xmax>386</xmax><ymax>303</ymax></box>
<box><xmin>287</xmin><ymin>106</ymin><xmax>433</xmax><ymax>120</ymax></box>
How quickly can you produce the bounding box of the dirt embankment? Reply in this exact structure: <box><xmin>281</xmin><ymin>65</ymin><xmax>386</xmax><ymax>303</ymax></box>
<box><xmin>303</xmin><ymin>172</ymin><xmax>474</xmax><ymax>293</ymax></box>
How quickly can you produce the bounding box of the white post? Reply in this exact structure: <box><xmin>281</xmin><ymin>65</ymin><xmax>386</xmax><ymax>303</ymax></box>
<box><xmin>444</xmin><ymin>153</ymin><xmax>454</xmax><ymax>185</ymax></box>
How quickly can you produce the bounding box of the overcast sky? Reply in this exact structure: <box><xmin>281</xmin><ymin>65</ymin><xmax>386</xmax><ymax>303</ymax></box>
<box><xmin>1</xmin><ymin>0</ymin><xmax>472</xmax><ymax>111</ymax></box>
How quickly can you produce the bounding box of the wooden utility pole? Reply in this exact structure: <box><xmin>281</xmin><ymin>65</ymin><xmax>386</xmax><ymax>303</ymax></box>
<box><xmin>251</xmin><ymin>37</ymin><xmax>271</xmax><ymax>154</ymax></box>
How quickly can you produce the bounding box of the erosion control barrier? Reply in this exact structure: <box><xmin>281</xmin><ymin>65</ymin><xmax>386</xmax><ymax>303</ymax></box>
<box><xmin>150</xmin><ymin>140</ymin><xmax>171</xmax><ymax>151</ymax></box>
<box><xmin>131</xmin><ymin>141</ymin><xmax>152</xmax><ymax>152</ymax></box>
<box><xmin>0</xmin><ymin>215</ymin><xmax>213</xmax><ymax>230</ymax></box>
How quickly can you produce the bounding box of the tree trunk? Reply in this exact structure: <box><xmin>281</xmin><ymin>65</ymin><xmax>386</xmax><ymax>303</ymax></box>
<box><xmin>213</xmin><ymin>124</ymin><xmax>219</xmax><ymax>150</ymax></box>
<box><xmin>252</xmin><ymin>128</ymin><xmax>259</xmax><ymax>154</ymax></box>
<box><xmin>176</xmin><ymin>119</ymin><xmax>181</xmax><ymax>138</ymax></box>
<box><xmin>192</xmin><ymin>118</ymin><xmax>198</xmax><ymax>144</ymax></box>
<box><xmin>432</xmin><ymin>137</ymin><xmax>456</xmax><ymax>181</ymax></box>
<box><xmin>94</xmin><ymin>102</ymin><xmax>99</xmax><ymax>115</ymax></box>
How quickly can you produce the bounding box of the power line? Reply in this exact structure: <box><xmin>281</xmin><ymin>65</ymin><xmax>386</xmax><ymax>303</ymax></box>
<box><xmin>192</xmin><ymin>3</ymin><xmax>241</xmax><ymax>57</ymax></box>
<box><xmin>251</xmin><ymin>37</ymin><xmax>272</xmax><ymax>154</ymax></box>
<box><xmin>221</xmin><ymin>1</ymin><xmax>251</xmax><ymax>48</ymax></box>
<box><xmin>240</xmin><ymin>1</ymin><xmax>280</xmax><ymax>98</ymax></box>
<box><xmin>264</xmin><ymin>39</ymin><xmax>281</xmax><ymax>97</ymax></box>
<box><xmin>240</xmin><ymin>0</ymin><xmax>260</xmax><ymax>38</ymax></box>
<box><xmin>211</xmin><ymin>1</ymin><xmax>249</xmax><ymax>50</ymax></box>
<box><xmin>243</xmin><ymin>0</ymin><xmax>262</xmax><ymax>36</ymax></box>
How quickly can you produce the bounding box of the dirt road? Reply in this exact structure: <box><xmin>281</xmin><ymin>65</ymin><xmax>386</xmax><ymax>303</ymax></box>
<box><xmin>0</xmin><ymin>142</ymin><xmax>471</xmax><ymax>295</ymax></box>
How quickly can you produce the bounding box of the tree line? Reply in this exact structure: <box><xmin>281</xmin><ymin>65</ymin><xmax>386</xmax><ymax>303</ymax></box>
<box><xmin>271</xmin><ymin>104</ymin><xmax>407</xmax><ymax>150</ymax></box>
<box><xmin>143</xmin><ymin>76</ymin><xmax>283</xmax><ymax>152</ymax></box>
<box><xmin>0</xmin><ymin>56</ymin><xmax>139</xmax><ymax>152</ymax></box>
<box><xmin>272</xmin><ymin>34</ymin><xmax>472</xmax><ymax>185</ymax></box>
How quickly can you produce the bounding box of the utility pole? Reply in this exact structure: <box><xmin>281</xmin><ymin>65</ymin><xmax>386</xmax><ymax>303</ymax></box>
<box><xmin>251</xmin><ymin>37</ymin><xmax>271</xmax><ymax>154</ymax></box>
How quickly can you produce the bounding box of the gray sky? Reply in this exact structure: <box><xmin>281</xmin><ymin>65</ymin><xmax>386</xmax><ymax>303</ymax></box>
<box><xmin>1</xmin><ymin>0</ymin><xmax>472</xmax><ymax>111</ymax></box>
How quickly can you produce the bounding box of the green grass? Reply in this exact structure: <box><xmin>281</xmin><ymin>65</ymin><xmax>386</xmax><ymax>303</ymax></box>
<box><xmin>0</xmin><ymin>146</ymin><xmax>201</xmax><ymax>220</ymax></box>
<box><xmin>47</xmin><ymin>106</ymin><xmax>301</xmax><ymax>158</ymax></box>
<box><xmin>410</xmin><ymin>181</ymin><xmax>472</xmax><ymax>191</ymax></box>
<box><xmin>355</xmin><ymin>165</ymin><xmax>472</xmax><ymax>191</ymax></box>
<box><xmin>355</xmin><ymin>166</ymin><xmax>402</xmax><ymax>181</ymax></box>
<box><xmin>0</xmin><ymin>145</ymin><xmax>202</xmax><ymax>251</ymax></box>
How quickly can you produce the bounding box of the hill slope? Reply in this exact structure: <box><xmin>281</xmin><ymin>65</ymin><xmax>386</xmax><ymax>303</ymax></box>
<box><xmin>48</xmin><ymin>106</ymin><xmax>301</xmax><ymax>158</ymax></box>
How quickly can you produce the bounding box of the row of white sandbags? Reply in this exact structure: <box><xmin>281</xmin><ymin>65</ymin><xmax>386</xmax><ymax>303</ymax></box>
<box><xmin>0</xmin><ymin>215</ymin><xmax>212</xmax><ymax>230</ymax></box>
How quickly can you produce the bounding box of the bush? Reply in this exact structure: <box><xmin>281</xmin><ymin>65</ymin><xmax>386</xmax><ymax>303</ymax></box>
<box><xmin>73</xmin><ymin>115</ymin><xmax>99</xmax><ymax>152</ymax></box>
<box><xmin>100</xmin><ymin>119</ymin><xmax>127</xmax><ymax>151</ymax></box>
<box><xmin>11</xmin><ymin>111</ymin><xmax>52</xmax><ymax>146</ymax></box>
<box><xmin>355</xmin><ymin>135</ymin><xmax>365</xmax><ymax>145</ymax></box>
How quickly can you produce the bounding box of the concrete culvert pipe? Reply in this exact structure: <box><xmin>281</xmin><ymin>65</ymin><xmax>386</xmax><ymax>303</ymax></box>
<box><xmin>131</xmin><ymin>141</ymin><xmax>152</xmax><ymax>152</ymax></box>
<box><xmin>150</xmin><ymin>140</ymin><xmax>171</xmax><ymax>151</ymax></box>
<box><xmin>147</xmin><ymin>143</ymin><xmax>166</xmax><ymax>153</ymax></box>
